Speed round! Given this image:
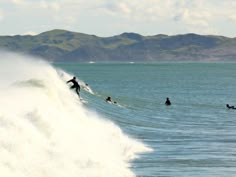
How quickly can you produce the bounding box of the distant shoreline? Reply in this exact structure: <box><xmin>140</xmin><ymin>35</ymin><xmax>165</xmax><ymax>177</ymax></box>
<box><xmin>1</xmin><ymin>29</ymin><xmax>236</xmax><ymax>62</ymax></box>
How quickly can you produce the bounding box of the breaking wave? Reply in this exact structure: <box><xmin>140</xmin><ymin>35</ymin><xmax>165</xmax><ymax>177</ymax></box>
<box><xmin>0</xmin><ymin>52</ymin><xmax>151</xmax><ymax>177</ymax></box>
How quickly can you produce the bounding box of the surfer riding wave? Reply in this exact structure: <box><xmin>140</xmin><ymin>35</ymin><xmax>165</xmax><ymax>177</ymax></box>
<box><xmin>67</xmin><ymin>76</ymin><xmax>80</xmax><ymax>97</ymax></box>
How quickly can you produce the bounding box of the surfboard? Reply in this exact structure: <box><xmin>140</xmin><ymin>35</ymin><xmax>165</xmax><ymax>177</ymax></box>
<box><xmin>80</xmin><ymin>98</ymin><xmax>87</xmax><ymax>103</ymax></box>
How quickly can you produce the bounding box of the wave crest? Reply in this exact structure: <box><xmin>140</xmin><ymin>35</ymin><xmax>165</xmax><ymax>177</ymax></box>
<box><xmin>0</xmin><ymin>52</ymin><xmax>151</xmax><ymax>177</ymax></box>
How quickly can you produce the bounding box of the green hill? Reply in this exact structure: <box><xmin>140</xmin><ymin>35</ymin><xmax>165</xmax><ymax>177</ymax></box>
<box><xmin>0</xmin><ymin>29</ymin><xmax>235</xmax><ymax>62</ymax></box>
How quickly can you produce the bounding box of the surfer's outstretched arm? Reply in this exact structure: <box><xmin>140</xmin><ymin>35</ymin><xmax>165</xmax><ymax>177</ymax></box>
<box><xmin>67</xmin><ymin>79</ymin><xmax>72</xmax><ymax>83</ymax></box>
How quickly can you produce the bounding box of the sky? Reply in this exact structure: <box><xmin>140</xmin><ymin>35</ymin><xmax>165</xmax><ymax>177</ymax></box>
<box><xmin>0</xmin><ymin>0</ymin><xmax>236</xmax><ymax>37</ymax></box>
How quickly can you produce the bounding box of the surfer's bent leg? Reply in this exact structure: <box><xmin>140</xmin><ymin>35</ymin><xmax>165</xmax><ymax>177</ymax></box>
<box><xmin>70</xmin><ymin>85</ymin><xmax>76</xmax><ymax>89</ymax></box>
<box><xmin>76</xmin><ymin>87</ymin><xmax>80</xmax><ymax>97</ymax></box>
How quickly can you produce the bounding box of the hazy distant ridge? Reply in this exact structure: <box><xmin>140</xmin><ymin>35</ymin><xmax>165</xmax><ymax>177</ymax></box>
<box><xmin>0</xmin><ymin>29</ymin><xmax>236</xmax><ymax>62</ymax></box>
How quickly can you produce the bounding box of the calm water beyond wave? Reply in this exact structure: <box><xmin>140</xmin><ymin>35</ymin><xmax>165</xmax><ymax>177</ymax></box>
<box><xmin>55</xmin><ymin>62</ymin><xmax>236</xmax><ymax>177</ymax></box>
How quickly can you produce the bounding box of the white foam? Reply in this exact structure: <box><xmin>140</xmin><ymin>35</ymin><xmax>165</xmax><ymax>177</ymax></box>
<box><xmin>0</xmin><ymin>52</ymin><xmax>151</xmax><ymax>177</ymax></box>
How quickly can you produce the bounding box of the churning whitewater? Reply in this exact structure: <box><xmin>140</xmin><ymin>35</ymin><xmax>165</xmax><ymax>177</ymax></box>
<box><xmin>0</xmin><ymin>52</ymin><xmax>151</xmax><ymax>177</ymax></box>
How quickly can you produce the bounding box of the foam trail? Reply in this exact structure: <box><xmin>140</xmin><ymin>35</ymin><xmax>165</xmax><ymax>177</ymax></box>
<box><xmin>0</xmin><ymin>52</ymin><xmax>151</xmax><ymax>177</ymax></box>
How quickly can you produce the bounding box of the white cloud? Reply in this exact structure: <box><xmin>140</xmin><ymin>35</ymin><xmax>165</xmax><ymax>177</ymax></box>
<box><xmin>229</xmin><ymin>15</ymin><xmax>236</xmax><ymax>22</ymax></box>
<box><xmin>23</xmin><ymin>31</ymin><xmax>38</xmax><ymax>35</ymax></box>
<box><xmin>53</xmin><ymin>15</ymin><xmax>77</xmax><ymax>25</ymax></box>
<box><xmin>0</xmin><ymin>0</ymin><xmax>236</xmax><ymax>37</ymax></box>
<box><xmin>50</xmin><ymin>2</ymin><xmax>61</xmax><ymax>11</ymax></box>
<box><xmin>99</xmin><ymin>0</ymin><xmax>165</xmax><ymax>21</ymax></box>
<box><xmin>39</xmin><ymin>1</ymin><xmax>61</xmax><ymax>11</ymax></box>
<box><xmin>98</xmin><ymin>0</ymin><xmax>212</xmax><ymax>24</ymax></box>
<box><xmin>9</xmin><ymin>0</ymin><xmax>61</xmax><ymax>12</ymax></box>
<box><xmin>181</xmin><ymin>10</ymin><xmax>210</xmax><ymax>27</ymax></box>
<box><xmin>39</xmin><ymin>1</ymin><xmax>49</xmax><ymax>9</ymax></box>
<box><xmin>118</xmin><ymin>2</ymin><xmax>131</xmax><ymax>14</ymax></box>
<box><xmin>11</xmin><ymin>0</ymin><xmax>25</xmax><ymax>5</ymax></box>
<box><xmin>0</xmin><ymin>10</ymin><xmax>3</xmax><ymax>21</ymax></box>
<box><xmin>220</xmin><ymin>1</ymin><xmax>236</xmax><ymax>23</ymax></box>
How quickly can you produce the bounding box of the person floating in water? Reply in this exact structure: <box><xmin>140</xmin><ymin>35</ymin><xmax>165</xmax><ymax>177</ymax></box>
<box><xmin>106</xmin><ymin>96</ymin><xmax>117</xmax><ymax>104</ymax></box>
<box><xmin>165</xmin><ymin>97</ymin><xmax>171</xmax><ymax>106</ymax></box>
<box><xmin>67</xmin><ymin>76</ymin><xmax>80</xmax><ymax>97</ymax></box>
<box><xmin>106</xmin><ymin>96</ymin><xmax>112</xmax><ymax>102</ymax></box>
<box><xmin>226</xmin><ymin>104</ymin><xmax>236</xmax><ymax>109</ymax></box>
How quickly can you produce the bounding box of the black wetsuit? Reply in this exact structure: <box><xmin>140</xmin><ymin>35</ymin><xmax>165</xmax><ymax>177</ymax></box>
<box><xmin>106</xmin><ymin>97</ymin><xmax>111</xmax><ymax>102</ymax></box>
<box><xmin>226</xmin><ymin>104</ymin><xmax>236</xmax><ymax>109</ymax></box>
<box><xmin>67</xmin><ymin>78</ymin><xmax>80</xmax><ymax>97</ymax></box>
<box><xmin>165</xmin><ymin>98</ymin><xmax>171</xmax><ymax>106</ymax></box>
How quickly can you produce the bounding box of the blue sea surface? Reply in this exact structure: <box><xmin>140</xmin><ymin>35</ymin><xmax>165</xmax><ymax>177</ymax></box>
<box><xmin>55</xmin><ymin>62</ymin><xmax>236</xmax><ymax>177</ymax></box>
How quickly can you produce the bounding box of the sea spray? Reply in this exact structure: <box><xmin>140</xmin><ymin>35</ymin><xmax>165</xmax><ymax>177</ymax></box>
<box><xmin>0</xmin><ymin>52</ymin><xmax>151</xmax><ymax>177</ymax></box>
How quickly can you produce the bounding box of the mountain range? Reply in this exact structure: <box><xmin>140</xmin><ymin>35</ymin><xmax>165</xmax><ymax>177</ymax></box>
<box><xmin>0</xmin><ymin>29</ymin><xmax>236</xmax><ymax>62</ymax></box>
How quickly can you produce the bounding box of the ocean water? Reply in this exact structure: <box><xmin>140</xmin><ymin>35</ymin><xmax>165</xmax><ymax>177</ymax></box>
<box><xmin>1</xmin><ymin>52</ymin><xmax>236</xmax><ymax>177</ymax></box>
<box><xmin>55</xmin><ymin>62</ymin><xmax>236</xmax><ymax>177</ymax></box>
